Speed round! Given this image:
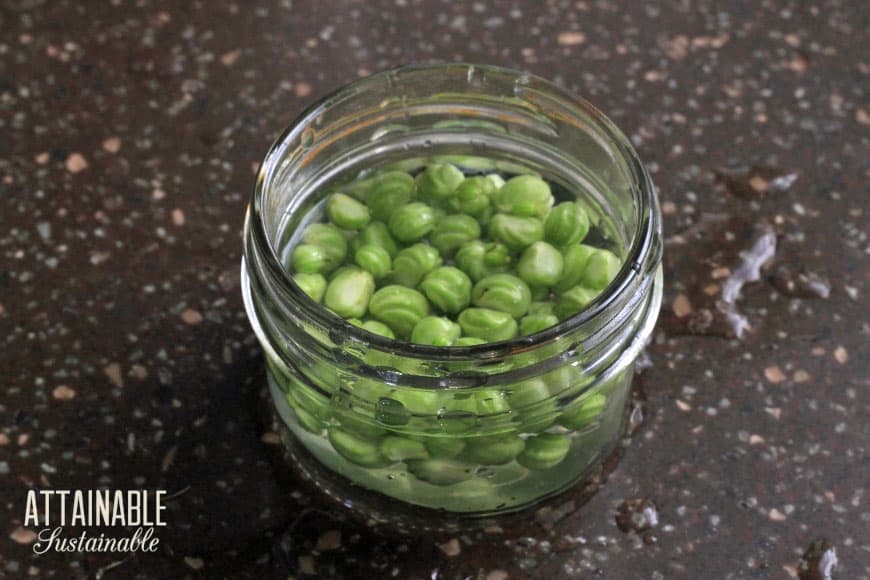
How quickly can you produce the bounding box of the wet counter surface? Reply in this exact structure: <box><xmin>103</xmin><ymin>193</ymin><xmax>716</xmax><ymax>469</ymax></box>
<box><xmin>0</xmin><ymin>0</ymin><xmax>867</xmax><ymax>578</ymax></box>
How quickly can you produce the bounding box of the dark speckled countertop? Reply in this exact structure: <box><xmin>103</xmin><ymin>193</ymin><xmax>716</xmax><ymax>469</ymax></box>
<box><xmin>1</xmin><ymin>1</ymin><xmax>867</xmax><ymax>578</ymax></box>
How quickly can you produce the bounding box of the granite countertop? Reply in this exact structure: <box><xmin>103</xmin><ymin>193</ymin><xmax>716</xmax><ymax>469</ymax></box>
<box><xmin>1</xmin><ymin>1</ymin><xmax>867</xmax><ymax>578</ymax></box>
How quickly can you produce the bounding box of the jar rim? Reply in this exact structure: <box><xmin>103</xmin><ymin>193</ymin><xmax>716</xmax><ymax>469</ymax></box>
<box><xmin>247</xmin><ymin>63</ymin><xmax>660</xmax><ymax>361</ymax></box>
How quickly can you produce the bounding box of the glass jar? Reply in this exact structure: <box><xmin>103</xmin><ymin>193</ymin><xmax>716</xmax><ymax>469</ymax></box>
<box><xmin>242</xmin><ymin>64</ymin><xmax>662</xmax><ymax>529</ymax></box>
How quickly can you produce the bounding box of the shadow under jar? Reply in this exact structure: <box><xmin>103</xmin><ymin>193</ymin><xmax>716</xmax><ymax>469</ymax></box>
<box><xmin>242</xmin><ymin>64</ymin><xmax>662</xmax><ymax>530</ymax></box>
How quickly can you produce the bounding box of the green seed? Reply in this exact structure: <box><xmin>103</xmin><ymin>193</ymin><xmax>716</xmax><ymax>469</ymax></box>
<box><xmin>493</xmin><ymin>175</ymin><xmax>553</xmax><ymax>217</ymax></box>
<box><xmin>327</xmin><ymin>192</ymin><xmax>371</xmax><ymax>230</ymax></box>
<box><xmin>454</xmin><ymin>337</ymin><xmax>487</xmax><ymax>347</ymax></box>
<box><xmin>352</xmin><ymin>221</ymin><xmax>399</xmax><ymax>258</ymax></box>
<box><xmin>463</xmin><ymin>435</ymin><xmax>526</xmax><ymax>465</ymax></box>
<box><xmin>559</xmin><ymin>393</ymin><xmax>607</xmax><ymax>430</ymax></box>
<box><xmin>388</xmin><ymin>202</ymin><xmax>437</xmax><ymax>243</ymax></box>
<box><xmin>357</xmin><ymin>319</ymin><xmax>396</xmax><ymax>339</ymax></box>
<box><xmin>293</xmin><ymin>272</ymin><xmax>327</xmax><ymax>303</ymax></box>
<box><xmin>519</xmin><ymin>312</ymin><xmax>559</xmax><ymax>335</ymax></box>
<box><xmin>555</xmin><ymin>285</ymin><xmax>598</xmax><ymax>320</ymax></box>
<box><xmin>363</xmin><ymin>172</ymin><xmax>416</xmax><ymax>221</ymax></box>
<box><xmin>457</xmin><ymin>308</ymin><xmax>518</xmax><ymax>342</ymax></box>
<box><xmin>294</xmin><ymin>223</ymin><xmax>347</xmax><ymax>274</ymax></box>
<box><xmin>388</xmin><ymin>389</ymin><xmax>445</xmax><ymax>416</ymax></box>
<box><xmin>448</xmin><ymin>176</ymin><xmax>494</xmax><ymax>218</ymax></box>
<box><xmin>543</xmin><ymin>364</ymin><xmax>592</xmax><ymax>397</ymax></box>
<box><xmin>323</xmin><ymin>267</ymin><xmax>375</xmax><ymax>319</ymax></box>
<box><xmin>368</xmin><ymin>285</ymin><xmax>430</xmax><ymax>339</ymax></box>
<box><xmin>391</xmin><ymin>243</ymin><xmax>443</xmax><ymax>287</ymax></box>
<box><xmin>488</xmin><ymin>214</ymin><xmax>544</xmax><ymax>250</ymax></box>
<box><xmin>379</xmin><ymin>436</ymin><xmax>429</xmax><ymax>462</ymax></box>
<box><xmin>411</xmin><ymin>316</ymin><xmax>462</xmax><ymax>346</ymax></box>
<box><xmin>471</xmin><ymin>274</ymin><xmax>532</xmax><ymax>318</ymax></box>
<box><xmin>474</xmin><ymin>389</ymin><xmax>511</xmax><ymax>415</ymax></box>
<box><xmin>581</xmin><ymin>248</ymin><xmax>622</xmax><ymax>290</ymax></box>
<box><xmin>294</xmin><ymin>405</ymin><xmax>326</xmax><ymax>433</ymax></box>
<box><xmin>354</xmin><ymin>244</ymin><xmax>392</xmax><ymax>280</ymax></box>
<box><xmin>454</xmin><ymin>240</ymin><xmax>510</xmax><ymax>282</ymax></box>
<box><xmin>420</xmin><ymin>266</ymin><xmax>472</xmax><ymax>315</ymax></box>
<box><xmin>343</xmin><ymin>170</ymin><xmax>414</xmax><ymax>204</ymax></box>
<box><xmin>508</xmin><ymin>378</ymin><xmax>556</xmax><ymax>432</ymax></box>
<box><xmin>486</xmin><ymin>174</ymin><xmax>506</xmax><ymax>190</ymax></box>
<box><xmin>517</xmin><ymin>241</ymin><xmax>564</xmax><ymax>287</ymax></box>
<box><xmin>429</xmin><ymin>214</ymin><xmax>481</xmax><ymax>256</ymax></box>
<box><xmin>328</xmin><ymin>428</ymin><xmax>389</xmax><ymax>468</ymax></box>
<box><xmin>424</xmin><ymin>437</ymin><xmax>466</xmax><ymax>458</ymax></box>
<box><xmin>544</xmin><ymin>201</ymin><xmax>590</xmax><ymax>247</ymax></box>
<box><xmin>554</xmin><ymin>244</ymin><xmax>596</xmax><ymax>293</ymax></box>
<box><xmin>415</xmin><ymin>163</ymin><xmax>465</xmax><ymax>200</ymax></box>
<box><xmin>516</xmin><ymin>433</ymin><xmax>571</xmax><ymax>470</ymax></box>
<box><xmin>405</xmin><ymin>457</ymin><xmax>474</xmax><ymax>486</ymax></box>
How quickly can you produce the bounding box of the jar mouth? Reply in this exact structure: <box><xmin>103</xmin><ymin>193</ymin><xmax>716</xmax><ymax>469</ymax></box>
<box><xmin>247</xmin><ymin>63</ymin><xmax>661</xmax><ymax>361</ymax></box>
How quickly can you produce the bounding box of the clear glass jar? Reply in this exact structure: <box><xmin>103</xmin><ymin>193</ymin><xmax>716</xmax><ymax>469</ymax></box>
<box><xmin>242</xmin><ymin>64</ymin><xmax>662</xmax><ymax>528</ymax></box>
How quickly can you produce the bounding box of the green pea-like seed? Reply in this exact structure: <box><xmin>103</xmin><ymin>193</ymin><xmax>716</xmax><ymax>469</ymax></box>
<box><xmin>581</xmin><ymin>248</ymin><xmax>622</xmax><ymax>290</ymax></box>
<box><xmin>483</xmin><ymin>242</ymin><xmax>511</xmax><ymax>267</ymax></box>
<box><xmin>543</xmin><ymin>364</ymin><xmax>592</xmax><ymax>397</ymax></box>
<box><xmin>362</xmin><ymin>172</ymin><xmax>416</xmax><ymax>221</ymax></box>
<box><xmin>454</xmin><ymin>241</ymin><xmax>510</xmax><ymax>282</ymax></box>
<box><xmin>486</xmin><ymin>174</ymin><xmax>506</xmax><ymax>190</ymax></box>
<box><xmin>448</xmin><ymin>176</ymin><xmax>494</xmax><ymax>218</ymax></box>
<box><xmin>559</xmin><ymin>392</ymin><xmax>606</xmax><ymax>430</ymax></box>
<box><xmin>328</xmin><ymin>428</ymin><xmax>389</xmax><ymax>468</ymax></box>
<box><xmin>291</xmin><ymin>244</ymin><xmax>328</xmax><ymax>274</ymax></box>
<box><xmin>520</xmin><ymin>312</ymin><xmax>559</xmax><ymax>335</ymax></box>
<box><xmin>424</xmin><ymin>437</ymin><xmax>466</xmax><ymax>458</ymax></box>
<box><xmin>410</xmin><ymin>316</ymin><xmax>462</xmax><ymax>346</ymax></box>
<box><xmin>357</xmin><ymin>319</ymin><xmax>395</xmax><ymax>339</ymax></box>
<box><xmin>354</xmin><ymin>244</ymin><xmax>392</xmax><ymax>280</ymax></box>
<box><xmin>405</xmin><ymin>457</ymin><xmax>474</xmax><ymax>486</ymax></box>
<box><xmin>471</xmin><ymin>274</ymin><xmax>532</xmax><ymax>318</ymax></box>
<box><xmin>293</xmin><ymin>272</ymin><xmax>327</xmax><ymax>302</ymax></box>
<box><xmin>555</xmin><ymin>285</ymin><xmax>598</xmax><ymax>320</ymax></box>
<box><xmin>327</xmin><ymin>192</ymin><xmax>371</xmax><ymax>230</ymax></box>
<box><xmin>379</xmin><ymin>436</ymin><xmax>429</xmax><ymax>462</ymax></box>
<box><xmin>517</xmin><ymin>241</ymin><xmax>564</xmax><ymax>287</ymax></box>
<box><xmin>463</xmin><ymin>435</ymin><xmax>526</xmax><ymax>466</ymax></box>
<box><xmin>388</xmin><ymin>388</ymin><xmax>445</xmax><ymax>416</ymax></box>
<box><xmin>493</xmin><ymin>175</ymin><xmax>554</xmax><ymax>217</ymax></box>
<box><xmin>516</xmin><ymin>433</ymin><xmax>571</xmax><ymax>470</ymax></box>
<box><xmin>544</xmin><ymin>201</ymin><xmax>590</xmax><ymax>247</ymax></box>
<box><xmin>352</xmin><ymin>221</ymin><xmax>399</xmax><ymax>258</ymax></box>
<box><xmin>458</xmin><ymin>307</ymin><xmax>518</xmax><ymax>342</ymax></box>
<box><xmin>343</xmin><ymin>170</ymin><xmax>414</xmax><ymax>203</ymax></box>
<box><xmin>293</xmin><ymin>404</ymin><xmax>326</xmax><ymax>433</ymax></box>
<box><xmin>488</xmin><ymin>213</ymin><xmax>544</xmax><ymax>250</ymax></box>
<box><xmin>296</xmin><ymin>223</ymin><xmax>348</xmax><ymax>274</ymax></box>
<box><xmin>368</xmin><ymin>285</ymin><xmax>430</xmax><ymax>339</ymax></box>
<box><xmin>415</xmin><ymin>163</ymin><xmax>465</xmax><ymax>200</ymax></box>
<box><xmin>508</xmin><ymin>378</ymin><xmax>556</xmax><ymax>432</ymax></box>
<box><xmin>554</xmin><ymin>244</ymin><xmax>596</xmax><ymax>293</ymax></box>
<box><xmin>474</xmin><ymin>389</ymin><xmax>511</xmax><ymax>415</ymax></box>
<box><xmin>388</xmin><ymin>202</ymin><xmax>437</xmax><ymax>243</ymax></box>
<box><xmin>429</xmin><ymin>214</ymin><xmax>481</xmax><ymax>256</ymax></box>
<box><xmin>391</xmin><ymin>243</ymin><xmax>443</xmax><ymax>288</ymax></box>
<box><xmin>323</xmin><ymin>267</ymin><xmax>375</xmax><ymax>319</ymax></box>
<box><xmin>420</xmin><ymin>266</ymin><xmax>472</xmax><ymax>315</ymax></box>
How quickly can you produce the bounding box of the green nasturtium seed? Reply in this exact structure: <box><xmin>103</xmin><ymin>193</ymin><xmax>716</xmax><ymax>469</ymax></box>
<box><xmin>454</xmin><ymin>336</ymin><xmax>487</xmax><ymax>347</ymax></box>
<box><xmin>429</xmin><ymin>214</ymin><xmax>481</xmax><ymax>256</ymax></box>
<box><xmin>581</xmin><ymin>248</ymin><xmax>622</xmax><ymax>290</ymax></box>
<box><xmin>343</xmin><ymin>170</ymin><xmax>414</xmax><ymax>202</ymax></box>
<box><xmin>405</xmin><ymin>457</ymin><xmax>474</xmax><ymax>486</ymax></box>
<box><xmin>328</xmin><ymin>428</ymin><xmax>389</xmax><ymax>468</ymax></box>
<box><xmin>292</xmin><ymin>223</ymin><xmax>348</xmax><ymax>274</ymax></box>
<box><xmin>293</xmin><ymin>272</ymin><xmax>327</xmax><ymax>303</ymax></box>
<box><xmin>493</xmin><ymin>175</ymin><xmax>554</xmax><ymax>217</ymax></box>
<box><xmin>419</xmin><ymin>266</ymin><xmax>472</xmax><ymax>315</ymax></box>
<box><xmin>379</xmin><ymin>436</ymin><xmax>429</xmax><ymax>462</ymax></box>
<box><xmin>544</xmin><ymin>201</ymin><xmax>590</xmax><ymax>247</ymax></box>
<box><xmin>555</xmin><ymin>285</ymin><xmax>599</xmax><ymax>320</ymax></box>
<box><xmin>391</xmin><ymin>243</ymin><xmax>443</xmax><ymax>288</ymax></box>
<box><xmin>424</xmin><ymin>437</ymin><xmax>466</xmax><ymax>458</ymax></box>
<box><xmin>454</xmin><ymin>240</ymin><xmax>510</xmax><ymax>282</ymax></box>
<box><xmin>415</xmin><ymin>163</ymin><xmax>465</xmax><ymax>200</ymax></box>
<box><xmin>517</xmin><ymin>241</ymin><xmax>564</xmax><ymax>287</ymax></box>
<box><xmin>327</xmin><ymin>192</ymin><xmax>371</xmax><ymax>230</ymax></box>
<box><xmin>354</xmin><ymin>244</ymin><xmax>392</xmax><ymax>280</ymax></box>
<box><xmin>368</xmin><ymin>285</ymin><xmax>430</xmax><ymax>339</ymax></box>
<box><xmin>471</xmin><ymin>274</ymin><xmax>532</xmax><ymax>318</ymax></box>
<box><xmin>517</xmin><ymin>432</ymin><xmax>571</xmax><ymax>470</ymax></box>
<box><xmin>410</xmin><ymin>316</ymin><xmax>462</xmax><ymax>346</ymax></box>
<box><xmin>357</xmin><ymin>319</ymin><xmax>396</xmax><ymax>339</ymax></box>
<box><xmin>520</xmin><ymin>312</ymin><xmax>560</xmax><ymax>335</ymax></box>
<box><xmin>323</xmin><ymin>267</ymin><xmax>375</xmax><ymax>319</ymax></box>
<box><xmin>388</xmin><ymin>202</ymin><xmax>437</xmax><ymax>243</ymax></box>
<box><xmin>508</xmin><ymin>378</ymin><xmax>556</xmax><ymax>432</ymax></box>
<box><xmin>463</xmin><ymin>435</ymin><xmax>526</xmax><ymax>466</ymax></box>
<box><xmin>458</xmin><ymin>307</ymin><xmax>518</xmax><ymax>342</ymax></box>
<box><xmin>488</xmin><ymin>214</ymin><xmax>544</xmax><ymax>251</ymax></box>
<box><xmin>554</xmin><ymin>244</ymin><xmax>597</xmax><ymax>293</ymax></box>
<box><xmin>352</xmin><ymin>221</ymin><xmax>399</xmax><ymax>258</ymax></box>
<box><xmin>559</xmin><ymin>392</ymin><xmax>607</xmax><ymax>430</ymax></box>
<box><xmin>362</xmin><ymin>172</ymin><xmax>416</xmax><ymax>221</ymax></box>
<box><xmin>448</xmin><ymin>176</ymin><xmax>494</xmax><ymax>218</ymax></box>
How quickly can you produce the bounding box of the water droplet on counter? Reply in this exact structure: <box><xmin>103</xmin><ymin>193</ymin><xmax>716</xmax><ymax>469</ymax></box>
<box><xmin>615</xmin><ymin>498</ymin><xmax>659</xmax><ymax>533</ymax></box>
<box><xmin>715</xmin><ymin>165</ymin><xmax>800</xmax><ymax>199</ymax></box>
<box><xmin>797</xmin><ymin>538</ymin><xmax>837</xmax><ymax>580</ymax></box>
<box><xmin>770</xmin><ymin>266</ymin><xmax>831</xmax><ymax>299</ymax></box>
